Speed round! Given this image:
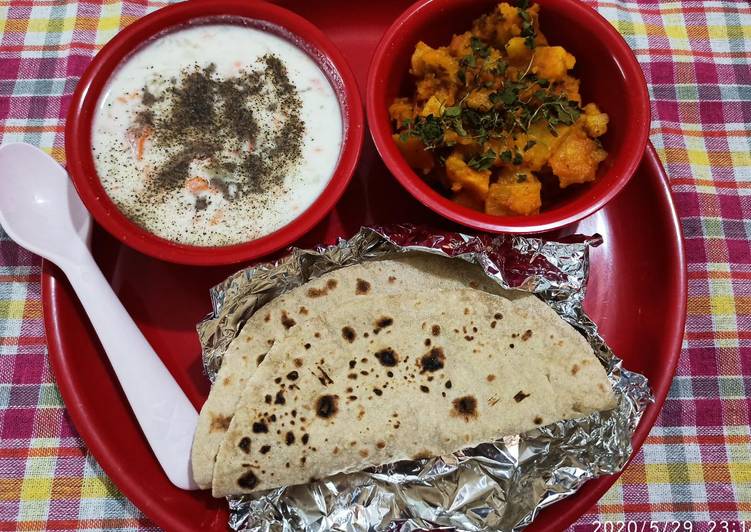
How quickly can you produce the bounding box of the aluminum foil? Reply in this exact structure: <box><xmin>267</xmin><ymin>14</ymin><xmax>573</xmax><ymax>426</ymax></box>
<box><xmin>196</xmin><ymin>224</ymin><xmax>653</xmax><ymax>532</ymax></box>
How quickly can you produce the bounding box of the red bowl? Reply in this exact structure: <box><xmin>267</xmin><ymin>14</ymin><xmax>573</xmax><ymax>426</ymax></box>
<box><xmin>366</xmin><ymin>0</ymin><xmax>650</xmax><ymax>233</ymax></box>
<box><xmin>66</xmin><ymin>0</ymin><xmax>364</xmax><ymax>265</ymax></box>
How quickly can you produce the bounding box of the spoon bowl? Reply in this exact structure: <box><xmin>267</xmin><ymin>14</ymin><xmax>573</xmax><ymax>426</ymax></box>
<box><xmin>0</xmin><ymin>143</ymin><xmax>91</xmax><ymax>265</ymax></box>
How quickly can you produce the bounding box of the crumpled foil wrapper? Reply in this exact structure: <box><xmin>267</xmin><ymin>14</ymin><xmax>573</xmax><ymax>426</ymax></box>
<box><xmin>196</xmin><ymin>224</ymin><xmax>653</xmax><ymax>532</ymax></box>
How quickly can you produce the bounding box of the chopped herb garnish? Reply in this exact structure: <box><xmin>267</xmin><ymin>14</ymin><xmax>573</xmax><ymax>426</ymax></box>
<box><xmin>524</xmin><ymin>140</ymin><xmax>537</xmax><ymax>151</ymax></box>
<box><xmin>468</xmin><ymin>149</ymin><xmax>497</xmax><ymax>170</ymax></box>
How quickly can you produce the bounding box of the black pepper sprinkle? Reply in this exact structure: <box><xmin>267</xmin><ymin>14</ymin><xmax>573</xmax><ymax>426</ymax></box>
<box><xmin>115</xmin><ymin>54</ymin><xmax>306</xmax><ymax>232</ymax></box>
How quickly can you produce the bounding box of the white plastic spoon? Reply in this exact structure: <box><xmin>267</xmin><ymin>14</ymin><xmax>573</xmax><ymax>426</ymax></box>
<box><xmin>0</xmin><ymin>142</ymin><xmax>198</xmax><ymax>490</ymax></box>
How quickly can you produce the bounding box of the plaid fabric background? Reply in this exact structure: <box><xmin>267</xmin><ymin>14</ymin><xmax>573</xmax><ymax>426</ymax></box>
<box><xmin>0</xmin><ymin>0</ymin><xmax>749</xmax><ymax>530</ymax></box>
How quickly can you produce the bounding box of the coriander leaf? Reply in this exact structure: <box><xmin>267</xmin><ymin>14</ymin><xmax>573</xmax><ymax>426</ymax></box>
<box><xmin>444</xmin><ymin>106</ymin><xmax>462</xmax><ymax>117</ymax></box>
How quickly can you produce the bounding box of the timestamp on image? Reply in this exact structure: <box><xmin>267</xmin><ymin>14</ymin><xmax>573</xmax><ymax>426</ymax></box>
<box><xmin>592</xmin><ymin>521</ymin><xmax>751</xmax><ymax>532</ymax></box>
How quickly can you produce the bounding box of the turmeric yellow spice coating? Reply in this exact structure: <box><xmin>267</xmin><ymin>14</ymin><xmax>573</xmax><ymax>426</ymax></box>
<box><xmin>390</xmin><ymin>1</ymin><xmax>609</xmax><ymax>216</ymax></box>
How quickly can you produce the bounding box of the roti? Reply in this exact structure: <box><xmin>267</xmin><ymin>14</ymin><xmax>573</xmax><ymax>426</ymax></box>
<box><xmin>192</xmin><ymin>254</ymin><xmax>520</xmax><ymax>488</ymax></box>
<box><xmin>211</xmin><ymin>288</ymin><xmax>617</xmax><ymax>496</ymax></box>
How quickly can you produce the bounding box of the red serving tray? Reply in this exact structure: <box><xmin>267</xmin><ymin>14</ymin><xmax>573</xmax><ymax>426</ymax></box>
<box><xmin>41</xmin><ymin>1</ymin><xmax>687</xmax><ymax>530</ymax></box>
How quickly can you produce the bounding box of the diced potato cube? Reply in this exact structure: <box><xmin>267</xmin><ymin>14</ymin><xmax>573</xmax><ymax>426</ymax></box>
<box><xmin>389</xmin><ymin>97</ymin><xmax>414</xmax><ymax>124</ymax></box>
<box><xmin>531</xmin><ymin>46</ymin><xmax>575</xmax><ymax>81</ymax></box>
<box><xmin>445</xmin><ymin>152</ymin><xmax>491</xmax><ymax>200</ymax></box>
<box><xmin>410</xmin><ymin>41</ymin><xmax>459</xmax><ymax>82</ymax></box>
<box><xmin>465</xmin><ymin>89</ymin><xmax>494</xmax><ymax>112</ymax></box>
<box><xmin>393</xmin><ymin>134</ymin><xmax>435</xmax><ymax>175</ymax></box>
<box><xmin>549</xmin><ymin>129</ymin><xmax>607</xmax><ymax>188</ymax></box>
<box><xmin>505</xmin><ymin>37</ymin><xmax>532</xmax><ymax>64</ymax></box>
<box><xmin>485</xmin><ymin>169</ymin><xmax>542</xmax><ymax>216</ymax></box>
<box><xmin>580</xmin><ymin>103</ymin><xmax>609</xmax><ymax>138</ymax></box>
<box><xmin>448</xmin><ymin>31</ymin><xmax>473</xmax><ymax>58</ymax></box>
<box><xmin>420</xmin><ymin>95</ymin><xmax>445</xmax><ymax>117</ymax></box>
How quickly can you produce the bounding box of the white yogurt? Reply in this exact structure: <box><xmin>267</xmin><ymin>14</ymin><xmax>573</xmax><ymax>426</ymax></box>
<box><xmin>92</xmin><ymin>23</ymin><xmax>343</xmax><ymax>246</ymax></box>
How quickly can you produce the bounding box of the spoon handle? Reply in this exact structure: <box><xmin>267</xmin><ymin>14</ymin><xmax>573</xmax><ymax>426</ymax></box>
<box><xmin>61</xmin><ymin>249</ymin><xmax>199</xmax><ymax>490</ymax></box>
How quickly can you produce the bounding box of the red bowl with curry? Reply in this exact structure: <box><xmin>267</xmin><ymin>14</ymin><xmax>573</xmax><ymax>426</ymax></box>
<box><xmin>366</xmin><ymin>0</ymin><xmax>650</xmax><ymax>233</ymax></box>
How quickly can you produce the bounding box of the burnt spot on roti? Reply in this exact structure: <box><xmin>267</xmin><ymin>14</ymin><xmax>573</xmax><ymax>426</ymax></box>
<box><xmin>274</xmin><ymin>377</ymin><xmax>282</xmax><ymax>384</ymax></box>
<box><xmin>315</xmin><ymin>394</ymin><xmax>339</xmax><ymax>418</ymax></box>
<box><xmin>424</xmin><ymin>338</ymin><xmax>431</xmax><ymax>346</ymax></box>
<box><xmin>487</xmin><ymin>374</ymin><xmax>496</xmax><ymax>382</ymax></box>
<box><xmin>387</xmin><ymin>371</ymin><xmax>394</xmax><ymax>378</ymax></box>
<box><xmin>263</xmin><ymin>313</ymin><xmax>271</xmax><ymax>322</ymax></box>
<box><xmin>237</xmin><ymin>470</ymin><xmax>258</xmax><ymax>490</ymax></box>
<box><xmin>306</xmin><ymin>286</ymin><xmax>327</xmax><ymax>298</ymax></box>
<box><xmin>274</xmin><ymin>390</ymin><xmax>285</xmax><ymax>405</ymax></box>
<box><xmin>302</xmin><ymin>433</ymin><xmax>309</xmax><ymax>445</ymax></box>
<box><xmin>522</xmin><ymin>329</ymin><xmax>533</xmax><ymax>341</ymax></box>
<box><xmin>509</xmin><ymin>343</ymin><xmax>515</xmax><ymax>349</ymax></box>
<box><xmin>342</xmin><ymin>326</ymin><xmax>356</xmax><ymax>343</ymax></box>
<box><xmin>445</xmin><ymin>380</ymin><xmax>452</xmax><ymax>389</ymax></box>
<box><xmin>359</xmin><ymin>449</ymin><xmax>369</xmax><ymax>458</ymax></box>
<box><xmin>256</xmin><ymin>354</ymin><xmax>266</xmax><ymax>365</ymax></box>
<box><xmin>514</xmin><ymin>390</ymin><xmax>530</xmax><ymax>402</ymax></box>
<box><xmin>431</xmin><ymin>324</ymin><xmax>441</xmax><ymax>336</ymax></box>
<box><xmin>294</xmin><ymin>358</ymin><xmax>303</xmax><ymax>368</ymax></box>
<box><xmin>285</xmin><ymin>431</ymin><xmax>295</xmax><ymax>445</ymax></box>
<box><xmin>534</xmin><ymin>416</ymin><xmax>543</xmax><ymax>425</ymax></box>
<box><xmin>374</xmin><ymin>348</ymin><xmax>398</xmax><ymax>367</ymax></box>
<box><xmin>299</xmin><ymin>306</ymin><xmax>309</xmax><ymax>315</ymax></box>
<box><xmin>464</xmin><ymin>335</ymin><xmax>474</xmax><ymax>341</ymax></box>
<box><xmin>238</xmin><ymin>437</ymin><xmax>251</xmax><ymax>454</ymax></box>
<box><xmin>326</xmin><ymin>279</ymin><xmax>338</xmax><ymax>290</ymax></box>
<box><xmin>259</xmin><ymin>444</ymin><xmax>271</xmax><ymax>454</ymax></box>
<box><xmin>376</xmin><ymin>441</ymin><xmax>386</xmax><ymax>449</ymax></box>
<box><xmin>264</xmin><ymin>394</ymin><xmax>273</xmax><ymax>405</ymax></box>
<box><xmin>223</xmin><ymin>376</ymin><xmax>231</xmax><ymax>386</ymax></box>
<box><xmin>419</xmin><ymin>385</ymin><xmax>430</xmax><ymax>393</ymax></box>
<box><xmin>571</xmin><ymin>364</ymin><xmax>580</xmax><ymax>375</ymax></box>
<box><xmin>388</xmin><ymin>276</ymin><xmax>396</xmax><ymax>283</ymax></box>
<box><xmin>490</xmin><ymin>321</ymin><xmax>497</xmax><ymax>328</ymax></box>
<box><xmin>286</xmin><ymin>371</ymin><xmax>299</xmax><ymax>381</ymax></box>
<box><xmin>412</xmin><ymin>450</ymin><xmax>433</xmax><ymax>460</ymax></box>
<box><xmin>375</xmin><ymin>316</ymin><xmax>393</xmax><ymax>329</ymax></box>
<box><xmin>280</xmin><ymin>311</ymin><xmax>296</xmax><ymax>330</ymax></box>
<box><xmin>494</xmin><ymin>313</ymin><xmax>503</xmax><ymax>320</ymax></box>
<box><xmin>452</xmin><ymin>395</ymin><xmax>478</xmax><ymax>419</ymax></box>
<box><xmin>355</xmin><ymin>278</ymin><xmax>371</xmax><ymax>295</ymax></box>
<box><xmin>373</xmin><ymin>388</ymin><xmax>383</xmax><ymax>396</ymax></box>
<box><xmin>210</xmin><ymin>415</ymin><xmax>232</xmax><ymax>433</ymax></box>
<box><xmin>316</xmin><ymin>366</ymin><xmax>334</xmax><ymax>386</ymax></box>
<box><xmin>349</xmin><ymin>360</ymin><xmax>356</xmax><ymax>369</ymax></box>
<box><xmin>419</xmin><ymin>347</ymin><xmax>445</xmax><ymax>373</ymax></box>
<box><xmin>252</xmin><ymin>421</ymin><xmax>268</xmax><ymax>433</ymax></box>
<box><xmin>348</xmin><ymin>372</ymin><xmax>357</xmax><ymax>380</ymax></box>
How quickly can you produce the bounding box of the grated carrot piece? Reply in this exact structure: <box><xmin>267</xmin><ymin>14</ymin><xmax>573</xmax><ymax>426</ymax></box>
<box><xmin>209</xmin><ymin>209</ymin><xmax>225</xmax><ymax>226</ymax></box>
<box><xmin>135</xmin><ymin>127</ymin><xmax>152</xmax><ymax>160</ymax></box>
<box><xmin>186</xmin><ymin>176</ymin><xmax>210</xmax><ymax>193</ymax></box>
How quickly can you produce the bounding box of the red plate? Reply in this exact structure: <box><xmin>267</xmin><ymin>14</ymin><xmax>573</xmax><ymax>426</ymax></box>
<box><xmin>42</xmin><ymin>1</ymin><xmax>687</xmax><ymax>530</ymax></box>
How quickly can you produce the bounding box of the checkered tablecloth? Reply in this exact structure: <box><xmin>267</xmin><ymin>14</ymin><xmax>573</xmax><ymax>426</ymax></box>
<box><xmin>0</xmin><ymin>0</ymin><xmax>749</xmax><ymax>530</ymax></box>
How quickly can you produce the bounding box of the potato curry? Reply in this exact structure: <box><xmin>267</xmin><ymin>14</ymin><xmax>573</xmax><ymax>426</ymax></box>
<box><xmin>389</xmin><ymin>1</ymin><xmax>609</xmax><ymax>216</ymax></box>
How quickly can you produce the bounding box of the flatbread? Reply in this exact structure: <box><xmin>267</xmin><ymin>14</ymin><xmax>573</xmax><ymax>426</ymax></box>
<box><xmin>192</xmin><ymin>254</ymin><xmax>519</xmax><ymax>488</ymax></box>
<box><xmin>211</xmin><ymin>288</ymin><xmax>617</xmax><ymax>496</ymax></box>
